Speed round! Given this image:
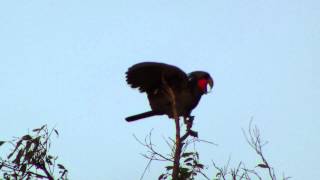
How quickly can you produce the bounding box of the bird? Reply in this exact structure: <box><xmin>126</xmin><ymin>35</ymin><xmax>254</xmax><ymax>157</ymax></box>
<box><xmin>125</xmin><ymin>62</ymin><xmax>213</xmax><ymax>122</ymax></box>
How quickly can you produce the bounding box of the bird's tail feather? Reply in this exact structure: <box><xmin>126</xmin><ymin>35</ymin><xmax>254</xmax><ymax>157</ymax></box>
<box><xmin>125</xmin><ymin>111</ymin><xmax>162</xmax><ymax>122</ymax></box>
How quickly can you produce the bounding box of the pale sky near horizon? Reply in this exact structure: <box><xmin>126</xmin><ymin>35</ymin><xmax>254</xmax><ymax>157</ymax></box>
<box><xmin>0</xmin><ymin>0</ymin><xmax>319</xmax><ymax>179</ymax></box>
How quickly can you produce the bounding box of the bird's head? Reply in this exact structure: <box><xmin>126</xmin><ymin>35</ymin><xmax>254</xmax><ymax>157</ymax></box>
<box><xmin>188</xmin><ymin>71</ymin><xmax>214</xmax><ymax>94</ymax></box>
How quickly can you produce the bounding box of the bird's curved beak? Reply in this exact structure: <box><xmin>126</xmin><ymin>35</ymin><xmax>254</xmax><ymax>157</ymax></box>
<box><xmin>206</xmin><ymin>77</ymin><xmax>214</xmax><ymax>94</ymax></box>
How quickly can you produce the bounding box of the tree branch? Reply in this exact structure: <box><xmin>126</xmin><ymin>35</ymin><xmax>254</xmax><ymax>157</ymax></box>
<box><xmin>163</xmin><ymin>81</ymin><xmax>181</xmax><ymax>180</ymax></box>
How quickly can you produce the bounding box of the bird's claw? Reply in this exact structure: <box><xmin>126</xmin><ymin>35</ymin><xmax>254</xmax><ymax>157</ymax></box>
<box><xmin>189</xmin><ymin>130</ymin><xmax>198</xmax><ymax>138</ymax></box>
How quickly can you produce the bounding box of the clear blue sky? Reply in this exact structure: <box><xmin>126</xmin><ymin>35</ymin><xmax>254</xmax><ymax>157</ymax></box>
<box><xmin>0</xmin><ymin>0</ymin><xmax>319</xmax><ymax>179</ymax></box>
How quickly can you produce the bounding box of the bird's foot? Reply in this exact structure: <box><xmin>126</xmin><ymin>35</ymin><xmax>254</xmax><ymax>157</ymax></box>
<box><xmin>183</xmin><ymin>116</ymin><xmax>198</xmax><ymax>138</ymax></box>
<box><xmin>188</xmin><ymin>129</ymin><xmax>198</xmax><ymax>138</ymax></box>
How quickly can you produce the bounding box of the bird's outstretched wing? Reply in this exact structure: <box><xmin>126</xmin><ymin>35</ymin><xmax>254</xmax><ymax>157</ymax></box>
<box><xmin>126</xmin><ymin>62</ymin><xmax>188</xmax><ymax>93</ymax></box>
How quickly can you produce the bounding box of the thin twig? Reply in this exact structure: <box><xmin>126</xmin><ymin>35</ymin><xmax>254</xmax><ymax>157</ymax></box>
<box><xmin>140</xmin><ymin>155</ymin><xmax>154</xmax><ymax>180</ymax></box>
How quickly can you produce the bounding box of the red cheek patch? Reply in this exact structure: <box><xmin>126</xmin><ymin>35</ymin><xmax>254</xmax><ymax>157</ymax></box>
<box><xmin>197</xmin><ymin>79</ymin><xmax>207</xmax><ymax>92</ymax></box>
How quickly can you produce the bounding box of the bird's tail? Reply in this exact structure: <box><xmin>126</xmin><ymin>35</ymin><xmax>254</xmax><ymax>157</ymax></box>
<box><xmin>125</xmin><ymin>111</ymin><xmax>162</xmax><ymax>122</ymax></box>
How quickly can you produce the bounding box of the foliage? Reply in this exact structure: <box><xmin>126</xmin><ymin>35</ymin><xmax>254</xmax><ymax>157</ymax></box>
<box><xmin>135</xmin><ymin>120</ymin><xmax>290</xmax><ymax>180</ymax></box>
<box><xmin>159</xmin><ymin>151</ymin><xmax>207</xmax><ymax>180</ymax></box>
<box><xmin>0</xmin><ymin>125</ymin><xmax>68</xmax><ymax>180</ymax></box>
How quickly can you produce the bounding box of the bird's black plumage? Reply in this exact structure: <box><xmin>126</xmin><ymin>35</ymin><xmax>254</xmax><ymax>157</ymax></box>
<box><xmin>125</xmin><ymin>62</ymin><xmax>213</xmax><ymax>122</ymax></box>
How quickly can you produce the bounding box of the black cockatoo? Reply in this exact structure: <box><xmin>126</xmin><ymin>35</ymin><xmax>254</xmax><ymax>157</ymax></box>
<box><xmin>125</xmin><ymin>62</ymin><xmax>213</xmax><ymax>122</ymax></box>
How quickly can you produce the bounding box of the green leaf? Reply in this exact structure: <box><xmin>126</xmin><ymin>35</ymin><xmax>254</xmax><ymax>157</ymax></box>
<box><xmin>46</xmin><ymin>156</ymin><xmax>53</xmax><ymax>165</ymax></box>
<box><xmin>8</xmin><ymin>140</ymin><xmax>22</xmax><ymax>159</ymax></box>
<box><xmin>54</xmin><ymin>129</ymin><xmax>59</xmax><ymax>136</ymax></box>
<box><xmin>32</xmin><ymin>128</ymin><xmax>41</xmax><ymax>132</ymax></box>
<box><xmin>25</xmin><ymin>151</ymin><xmax>34</xmax><ymax>161</ymax></box>
<box><xmin>180</xmin><ymin>167</ymin><xmax>189</xmax><ymax>173</ymax></box>
<box><xmin>182</xmin><ymin>152</ymin><xmax>194</xmax><ymax>157</ymax></box>
<box><xmin>185</xmin><ymin>162</ymin><xmax>193</xmax><ymax>167</ymax></box>
<box><xmin>21</xmin><ymin>135</ymin><xmax>32</xmax><ymax>141</ymax></box>
<box><xmin>40</xmin><ymin>125</ymin><xmax>46</xmax><ymax>131</ymax></box>
<box><xmin>13</xmin><ymin>149</ymin><xmax>24</xmax><ymax>165</ymax></box>
<box><xmin>257</xmin><ymin>163</ymin><xmax>269</xmax><ymax>168</ymax></box>
<box><xmin>25</xmin><ymin>141</ymin><xmax>32</xmax><ymax>153</ymax></box>
<box><xmin>184</xmin><ymin>157</ymin><xmax>193</xmax><ymax>163</ymax></box>
<box><xmin>0</xmin><ymin>141</ymin><xmax>5</xmax><ymax>147</ymax></box>
<box><xmin>58</xmin><ymin>164</ymin><xmax>66</xmax><ymax>170</ymax></box>
<box><xmin>158</xmin><ymin>174</ymin><xmax>167</xmax><ymax>180</ymax></box>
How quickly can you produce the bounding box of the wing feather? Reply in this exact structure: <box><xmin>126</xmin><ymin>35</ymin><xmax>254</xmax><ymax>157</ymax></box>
<box><xmin>126</xmin><ymin>62</ymin><xmax>188</xmax><ymax>93</ymax></box>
